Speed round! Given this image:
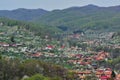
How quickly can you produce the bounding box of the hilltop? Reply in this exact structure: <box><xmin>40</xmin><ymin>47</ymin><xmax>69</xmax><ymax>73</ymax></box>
<box><xmin>0</xmin><ymin>8</ymin><xmax>49</xmax><ymax>21</ymax></box>
<box><xmin>36</xmin><ymin>4</ymin><xmax>120</xmax><ymax>32</ymax></box>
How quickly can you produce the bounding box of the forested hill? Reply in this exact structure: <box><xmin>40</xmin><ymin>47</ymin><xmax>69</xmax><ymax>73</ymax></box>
<box><xmin>36</xmin><ymin>4</ymin><xmax>120</xmax><ymax>32</ymax></box>
<box><xmin>0</xmin><ymin>18</ymin><xmax>61</xmax><ymax>37</ymax></box>
<box><xmin>1</xmin><ymin>5</ymin><xmax>120</xmax><ymax>32</ymax></box>
<box><xmin>0</xmin><ymin>8</ymin><xmax>49</xmax><ymax>21</ymax></box>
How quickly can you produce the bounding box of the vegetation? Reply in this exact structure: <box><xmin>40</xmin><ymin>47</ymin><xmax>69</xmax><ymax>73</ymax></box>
<box><xmin>0</xmin><ymin>5</ymin><xmax>120</xmax><ymax>80</ymax></box>
<box><xmin>35</xmin><ymin>5</ymin><xmax>120</xmax><ymax>32</ymax></box>
<box><xmin>0</xmin><ymin>17</ymin><xmax>61</xmax><ymax>37</ymax></box>
<box><xmin>0</xmin><ymin>56</ymin><xmax>75</xmax><ymax>80</ymax></box>
<box><xmin>0</xmin><ymin>8</ymin><xmax>48</xmax><ymax>21</ymax></box>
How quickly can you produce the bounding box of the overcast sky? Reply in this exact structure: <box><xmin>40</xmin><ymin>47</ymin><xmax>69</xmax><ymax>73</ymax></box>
<box><xmin>0</xmin><ymin>0</ymin><xmax>120</xmax><ymax>10</ymax></box>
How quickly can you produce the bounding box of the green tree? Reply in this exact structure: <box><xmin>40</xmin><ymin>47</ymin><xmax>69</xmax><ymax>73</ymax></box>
<box><xmin>22</xmin><ymin>74</ymin><xmax>50</xmax><ymax>80</ymax></box>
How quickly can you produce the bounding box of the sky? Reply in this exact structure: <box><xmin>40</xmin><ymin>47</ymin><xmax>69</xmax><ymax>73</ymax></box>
<box><xmin>0</xmin><ymin>0</ymin><xmax>120</xmax><ymax>10</ymax></box>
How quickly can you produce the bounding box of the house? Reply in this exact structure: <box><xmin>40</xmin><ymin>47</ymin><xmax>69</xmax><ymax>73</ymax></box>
<box><xmin>0</xmin><ymin>22</ymin><xmax>3</xmax><ymax>26</ymax></box>
<box><xmin>95</xmin><ymin>51</ymin><xmax>109</xmax><ymax>61</ymax></box>
<box><xmin>116</xmin><ymin>74</ymin><xmax>120</xmax><ymax>80</ymax></box>
<box><xmin>74</xmin><ymin>54</ymin><xmax>83</xmax><ymax>58</ymax></box>
<box><xmin>95</xmin><ymin>68</ymin><xmax>112</xmax><ymax>80</ymax></box>
<box><xmin>104</xmin><ymin>69</ymin><xmax>112</xmax><ymax>78</ymax></box>
<box><xmin>45</xmin><ymin>45</ymin><xmax>54</xmax><ymax>50</ymax></box>
<box><xmin>100</xmin><ymin>74</ymin><xmax>108</xmax><ymax>80</ymax></box>
<box><xmin>76</xmin><ymin>70</ymin><xmax>92</xmax><ymax>79</ymax></box>
<box><xmin>0</xmin><ymin>32</ymin><xmax>4</xmax><ymax>35</ymax></box>
<box><xmin>96</xmin><ymin>69</ymin><xmax>104</xmax><ymax>78</ymax></box>
<box><xmin>0</xmin><ymin>42</ymin><xmax>9</xmax><ymax>47</ymax></box>
<box><xmin>31</xmin><ymin>52</ymin><xmax>42</xmax><ymax>57</ymax></box>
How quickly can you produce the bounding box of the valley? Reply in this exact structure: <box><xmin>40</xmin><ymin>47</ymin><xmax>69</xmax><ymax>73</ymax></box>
<box><xmin>0</xmin><ymin>5</ymin><xmax>120</xmax><ymax>80</ymax></box>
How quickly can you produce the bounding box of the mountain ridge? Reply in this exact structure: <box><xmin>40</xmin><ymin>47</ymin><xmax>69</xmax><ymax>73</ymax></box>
<box><xmin>1</xmin><ymin>4</ymin><xmax>120</xmax><ymax>20</ymax></box>
<box><xmin>35</xmin><ymin>4</ymin><xmax>120</xmax><ymax>32</ymax></box>
<box><xmin>0</xmin><ymin>4</ymin><xmax>120</xmax><ymax>32</ymax></box>
<box><xmin>0</xmin><ymin>8</ymin><xmax>49</xmax><ymax>21</ymax></box>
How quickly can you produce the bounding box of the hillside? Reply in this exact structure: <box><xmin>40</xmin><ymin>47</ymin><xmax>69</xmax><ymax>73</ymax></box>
<box><xmin>36</xmin><ymin>5</ymin><xmax>120</xmax><ymax>32</ymax></box>
<box><xmin>0</xmin><ymin>6</ymin><xmax>120</xmax><ymax>80</ymax></box>
<box><xmin>0</xmin><ymin>18</ymin><xmax>61</xmax><ymax>37</ymax></box>
<box><xmin>0</xmin><ymin>8</ymin><xmax>49</xmax><ymax>21</ymax></box>
<box><xmin>0</xmin><ymin>5</ymin><xmax>120</xmax><ymax>32</ymax></box>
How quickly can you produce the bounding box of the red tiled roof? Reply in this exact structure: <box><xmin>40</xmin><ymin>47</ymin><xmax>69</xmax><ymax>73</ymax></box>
<box><xmin>31</xmin><ymin>52</ymin><xmax>42</xmax><ymax>57</ymax></box>
<box><xmin>116</xmin><ymin>74</ymin><xmax>120</xmax><ymax>80</ymax></box>
<box><xmin>100</xmin><ymin>75</ymin><xmax>108</xmax><ymax>80</ymax></box>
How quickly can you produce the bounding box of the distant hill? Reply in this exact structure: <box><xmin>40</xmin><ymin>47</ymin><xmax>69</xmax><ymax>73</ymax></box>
<box><xmin>36</xmin><ymin>5</ymin><xmax>120</xmax><ymax>32</ymax></box>
<box><xmin>0</xmin><ymin>8</ymin><xmax>49</xmax><ymax>21</ymax></box>
<box><xmin>0</xmin><ymin>5</ymin><xmax>120</xmax><ymax>32</ymax></box>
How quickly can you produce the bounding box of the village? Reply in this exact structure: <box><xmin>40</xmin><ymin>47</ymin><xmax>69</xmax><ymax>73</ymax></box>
<box><xmin>0</xmin><ymin>25</ymin><xmax>120</xmax><ymax>80</ymax></box>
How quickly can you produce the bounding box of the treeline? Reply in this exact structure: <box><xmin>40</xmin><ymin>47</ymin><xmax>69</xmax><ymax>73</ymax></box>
<box><xmin>0</xmin><ymin>55</ymin><xmax>76</xmax><ymax>80</ymax></box>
